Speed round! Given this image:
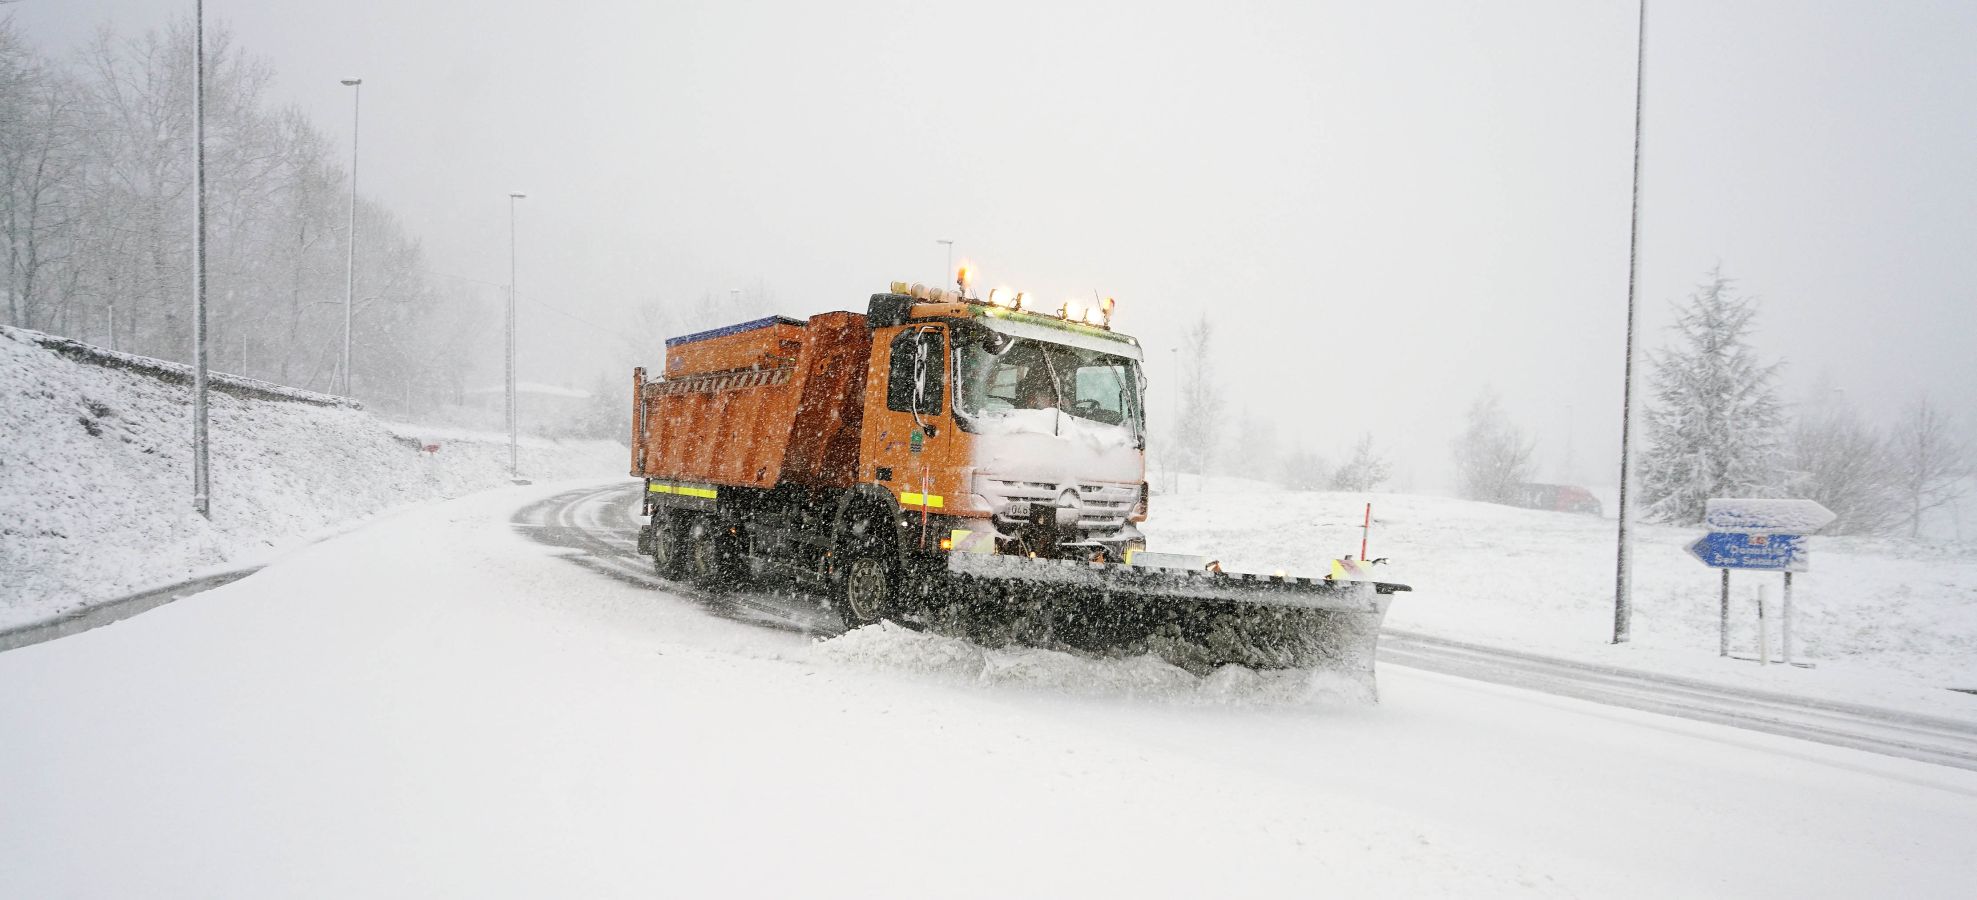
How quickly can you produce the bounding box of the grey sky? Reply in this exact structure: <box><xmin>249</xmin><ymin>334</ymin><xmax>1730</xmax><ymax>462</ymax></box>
<box><xmin>16</xmin><ymin>0</ymin><xmax>1977</xmax><ymax>487</ymax></box>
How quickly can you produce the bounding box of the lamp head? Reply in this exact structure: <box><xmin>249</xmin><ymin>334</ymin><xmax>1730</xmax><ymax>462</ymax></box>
<box><xmin>341</xmin><ymin>78</ymin><xmax>362</xmax><ymax>86</ymax></box>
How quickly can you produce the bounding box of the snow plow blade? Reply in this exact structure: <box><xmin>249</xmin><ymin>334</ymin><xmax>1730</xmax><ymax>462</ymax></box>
<box><xmin>920</xmin><ymin>553</ymin><xmax>1409</xmax><ymax>686</ymax></box>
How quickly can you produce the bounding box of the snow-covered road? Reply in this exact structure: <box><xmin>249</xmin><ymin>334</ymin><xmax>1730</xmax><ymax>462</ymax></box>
<box><xmin>529</xmin><ymin>481</ymin><xmax>1977</xmax><ymax>773</ymax></box>
<box><xmin>4</xmin><ymin>482</ymin><xmax>1975</xmax><ymax>897</ymax></box>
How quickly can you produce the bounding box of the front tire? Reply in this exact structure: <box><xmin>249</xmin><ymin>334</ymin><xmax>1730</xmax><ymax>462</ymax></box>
<box><xmin>838</xmin><ymin>507</ymin><xmax>897</xmax><ymax>628</ymax></box>
<box><xmin>841</xmin><ymin>556</ymin><xmax>893</xmax><ymax>627</ymax></box>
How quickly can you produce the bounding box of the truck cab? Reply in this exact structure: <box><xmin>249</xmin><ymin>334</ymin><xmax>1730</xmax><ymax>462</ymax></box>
<box><xmin>862</xmin><ymin>283</ymin><xmax>1149</xmax><ymax>561</ymax></box>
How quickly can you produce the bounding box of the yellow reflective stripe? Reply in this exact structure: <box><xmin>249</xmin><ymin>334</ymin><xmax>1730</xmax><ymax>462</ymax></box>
<box><xmin>646</xmin><ymin>481</ymin><xmax>716</xmax><ymax>499</ymax></box>
<box><xmin>947</xmin><ymin>528</ymin><xmax>993</xmax><ymax>553</ymax></box>
<box><xmin>900</xmin><ymin>491</ymin><xmax>945</xmax><ymax>509</ymax></box>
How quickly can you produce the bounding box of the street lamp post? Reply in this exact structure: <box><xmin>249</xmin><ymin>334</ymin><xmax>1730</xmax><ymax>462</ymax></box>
<box><xmin>192</xmin><ymin>0</ymin><xmax>210</xmax><ymax>518</ymax></box>
<box><xmin>340</xmin><ymin>77</ymin><xmax>361</xmax><ymax>396</ymax></box>
<box><xmin>507</xmin><ymin>191</ymin><xmax>527</xmax><ymax>479</ymax></box>
<box><xmin>1612</xmin><ymin>0</ymin><xmax>1648</xmax><ymax>644</ymax></box>
<box><xmin>936</xmin><ymin>239</ymin><xmax>954</xmax><ymax>283</ymax></box>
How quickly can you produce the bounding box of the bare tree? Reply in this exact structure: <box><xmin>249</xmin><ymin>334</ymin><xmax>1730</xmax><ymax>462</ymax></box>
<box><xmin>1330</xmin><ymin>431</ymin><xmax>1391</xmax><ymax>492</ymax></box>
<box><xmin>1452</xmin><ymin>386</ymin><xmax>1535</xmax><ymax>503</ymax></box>
<box><xmin>1169</xmin><ymin>314</ymin><xmax>1219</xmax><ymax>484</ymax></box>
<box><xmin>1784</xmin><ymin>403</ymin><xmax>1900</xmax><ymax>536</ymax></box>
<box><xmin>0</xmin><ymin>16</ymin><xmax>458</xmax><ymax>412</ymax></box>
<box><xmin>1</xmin><ymin>17</ymin><xmax>86</xmax><ymax>331</ymax></box>
<box><xmin>1888</xmin><ymin>397</ymin><xmax>1970</xmax><ymax>539</ymax></box>
<box><xmin>1279</xmin><ymin>445</ymin><xmax>1331</xmax><ymax>491</ymax></box>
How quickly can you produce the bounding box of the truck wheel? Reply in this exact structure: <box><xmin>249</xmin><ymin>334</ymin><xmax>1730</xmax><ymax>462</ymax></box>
<box><xmin>650</xmin><ymin>514</ymin><xmax>681</xmax><ymax>579</ymax></box>
<box><xmin>685</xmin><ymin>516</ymin><xmax>724</xmax><ymax>587</ymax></box>
<box><xmin>839</xmin><ymin>507</ymin><xmax>895</xmax><ymax>628</ymax></box>
<box><xmin>842</xmin><ymin>557</ymin><xmax>892</xmax><ymax>627</ymax></box>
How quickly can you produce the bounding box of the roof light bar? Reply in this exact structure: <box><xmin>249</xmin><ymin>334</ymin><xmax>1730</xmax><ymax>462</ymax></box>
<box><xmin>882</xmin><ymin>278</ymin><xmax>1116</xmax><ymax>330</ymax></box>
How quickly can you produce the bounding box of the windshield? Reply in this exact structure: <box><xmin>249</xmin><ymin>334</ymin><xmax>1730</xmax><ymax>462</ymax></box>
<box><xmin>953</xmin><ymin>323</ymin><xmax>1144</xmax><ymax>438</ymax></box>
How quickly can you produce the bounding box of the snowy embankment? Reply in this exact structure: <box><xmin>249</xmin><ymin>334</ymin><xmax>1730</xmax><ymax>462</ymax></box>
<box><xmin>1140</xmin><ymin>475</ymin><xmax>1977</xmax><ymax>716</ymax></box>
<box><xmin>0</xmin><ymin>326</ymin><xmax>626</xmax><ymax>630</ymax></box>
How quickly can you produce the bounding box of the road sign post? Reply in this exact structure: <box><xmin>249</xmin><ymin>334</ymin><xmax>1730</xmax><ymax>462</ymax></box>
<box><xmin>1782</xmin><ymin>571</ymin><xmax>1794</xmax><ymax>666</ymax></box>
<box><xmin>1757</xmin><ymin>584</ymin><xmax>1769</xmax><ymax>667</ymax></box>
<box><xmin>1688</xmin><ymin>498</ymin><xmax>1833</xmax><ymax>667</ymax></box>
<box><xmin>1719</xmin><ymin>568</ymin><xmax>1730</xmax><ymax>657</ymax></box>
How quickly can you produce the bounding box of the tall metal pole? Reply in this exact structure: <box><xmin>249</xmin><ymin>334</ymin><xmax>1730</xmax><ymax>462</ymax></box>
<box><xmin>341</xmin><ymin>78</ymin><xmax>362</xmax><ymax>395</ymax></box>
<box><xmin>191</xmin><ymin>0</ymin><xmax>211</xmax><ymax>518</ymax></box>
<box><xmin>1612</xmin><ymin>0</ymin><xmax>1648</xmax><ymax>643</ymax></box>
<box><xmin>507</xmin><ymin>192</ymin><xmax>526</xmax><ymax>478</ymax></box>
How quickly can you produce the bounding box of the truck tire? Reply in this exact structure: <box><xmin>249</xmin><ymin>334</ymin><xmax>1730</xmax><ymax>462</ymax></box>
<box><xmin>685</xmin><ymin>516</ymin><xmax>724</xmax><ymax>587</ymax></box>
<box><xmin>650</xmin><ymin>513</ymin><xmax>681</xmax><ymax>579</ymax></box>
<box><xmin>838</xmin><ymin>507</ymin><xmax>896</xmax><ymax>628</ymax></box>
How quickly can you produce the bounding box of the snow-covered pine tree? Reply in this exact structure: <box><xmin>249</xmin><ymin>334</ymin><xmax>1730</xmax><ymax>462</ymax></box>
<box><xmin>1638</xmin><ymin>268</ymin><xmax>1785</xmax><ymax>524</ymax></box>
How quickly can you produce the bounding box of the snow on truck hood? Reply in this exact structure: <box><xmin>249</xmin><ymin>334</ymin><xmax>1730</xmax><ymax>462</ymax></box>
<box><xmin>968</xmin><ymin>409</ymin><xmax>1142</xmax><ymax>486</ymax></box>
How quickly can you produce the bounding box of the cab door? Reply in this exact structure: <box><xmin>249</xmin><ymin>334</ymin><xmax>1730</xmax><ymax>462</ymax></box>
<box><xmin>862</xmin><ymin>324</ymin><xmax>958</xmax><ymax>529</ymax></box>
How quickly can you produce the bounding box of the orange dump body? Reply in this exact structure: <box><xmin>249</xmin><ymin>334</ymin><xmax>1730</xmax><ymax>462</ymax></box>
<box><xmin>632</xmin><ymin>313</ymin><xmax>872</xmax><ymax>490</ymax></box>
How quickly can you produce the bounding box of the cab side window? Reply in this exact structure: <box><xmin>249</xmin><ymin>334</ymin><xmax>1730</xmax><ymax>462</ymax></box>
<box><xmin>885</xmin><ymin>329</ymin><xmax>945</xmax><ymax>415</ymax></box>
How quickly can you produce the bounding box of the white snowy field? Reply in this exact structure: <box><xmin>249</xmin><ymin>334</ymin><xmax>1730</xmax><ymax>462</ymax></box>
<box><xmin>3</xmin><ymin>481</ymin><xmax>1975</xmax><ymax>898</ymax></box>
<box><xmin>0</xmin><ymin>327</ymin><xmax>626</xmax><ymax>629</ymax></box>
<box><xmin>1142</xmin><ymin>476</ymin><xmax>1977</xmax><ymax>719</ymax></box>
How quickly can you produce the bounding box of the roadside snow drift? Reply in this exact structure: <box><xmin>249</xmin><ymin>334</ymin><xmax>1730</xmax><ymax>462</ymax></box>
<box><xmin>0</xmin><ymin>327</ymin><xmax>626</xmax><ymax>628</ymax></box>
<box><xmin>1142</xmin><ymin>476</ymin><xmax>1977</xmax><ymax>716</ymax></box>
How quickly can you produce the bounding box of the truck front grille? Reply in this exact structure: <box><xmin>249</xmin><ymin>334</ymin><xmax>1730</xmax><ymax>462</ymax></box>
<box><xmin>981</xmin><ymin>478</ymin><xmax>1140</xmax><ymax>534</ymax></box>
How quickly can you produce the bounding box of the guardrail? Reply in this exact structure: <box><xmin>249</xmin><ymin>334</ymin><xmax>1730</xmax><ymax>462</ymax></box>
<box><xmin>4</xmin><ymin>325</ymin><xmax>363</xmax><ymax>409</ymax></box>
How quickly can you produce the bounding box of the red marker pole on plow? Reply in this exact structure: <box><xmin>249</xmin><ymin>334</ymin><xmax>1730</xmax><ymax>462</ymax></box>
<box><xmin>1360</xmin><ymin>502</ymin><xmax>1372</xmax><ymax>560</ymax></box>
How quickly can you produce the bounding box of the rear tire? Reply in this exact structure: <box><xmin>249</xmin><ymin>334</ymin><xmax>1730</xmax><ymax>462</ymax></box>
<box><xmin>650</xmin><ymin>513</ymin><xmax>681</xmax><ymax>579</ymax></box>
<box><xmin>685</xmin><ymin>516</ymin><xmax>724</xmax><ymax>587</ymax></box>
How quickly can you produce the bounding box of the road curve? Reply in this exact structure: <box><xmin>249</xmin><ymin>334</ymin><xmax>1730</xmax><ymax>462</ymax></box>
<box><xmin>523</xmin><ymin>481</ymin><xmax>1977</xmax><ymax>772</ymax></box>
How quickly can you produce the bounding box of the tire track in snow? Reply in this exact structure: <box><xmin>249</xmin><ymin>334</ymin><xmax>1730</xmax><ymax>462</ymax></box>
<box><xmin>1380</xmin><ymin>631</ymin><xmax>1977</xmax><ymax>772</ymax></box>
<box><xmin>512</xmin><ymin>482</ymin><xmax>842</xmax><ymax>637</ymax></box>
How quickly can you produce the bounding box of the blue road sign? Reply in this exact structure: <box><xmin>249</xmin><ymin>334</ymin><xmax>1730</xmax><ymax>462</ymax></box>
<box><xmin>1686</xmin><ymin>531</ymin><xmax>1807</xmax><ymax>572</ymax></box>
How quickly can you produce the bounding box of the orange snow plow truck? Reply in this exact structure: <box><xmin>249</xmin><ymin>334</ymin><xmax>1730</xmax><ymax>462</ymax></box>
<box><xmin>631</xmin><ymin>279</ymin><xmax>1407</xmax><ymax>682</ymax></box>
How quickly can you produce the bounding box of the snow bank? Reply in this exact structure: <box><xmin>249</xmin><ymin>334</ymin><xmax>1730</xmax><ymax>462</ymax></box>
<box><xmin>0</xmin><ymin>327</ymin><xmax>627</xmax><ymax>629</ymax></box>
<box><xmin>814</xmin><ymin>621</ymin><xmax>1375</xmax><ymax>705</ymax></box>
<box><xmin>1140</xmin><ymin>476</ymin><xmax>1977</xmax><ymax>716</ymax></box>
